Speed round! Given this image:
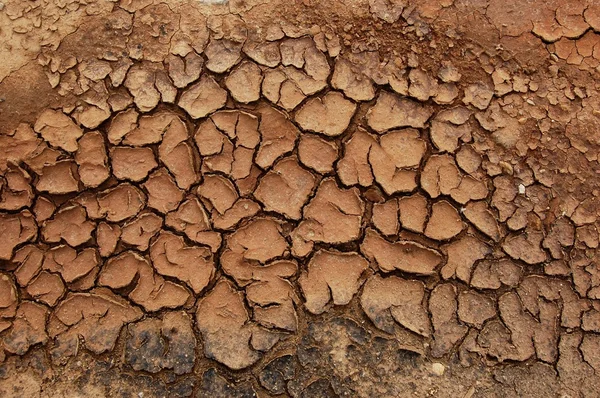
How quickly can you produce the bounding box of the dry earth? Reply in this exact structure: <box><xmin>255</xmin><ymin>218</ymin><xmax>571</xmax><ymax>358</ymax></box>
<box><xmin>1</xmin><ymin>0</ymin><xmax>600</xmax><ymax>397</ymax></box>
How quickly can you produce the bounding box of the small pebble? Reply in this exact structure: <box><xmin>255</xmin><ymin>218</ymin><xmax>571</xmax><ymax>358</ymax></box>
<box><xmin>431</xmin><ymin>362</ymin><xmax>445</xmax><ymax>376</ymax></box>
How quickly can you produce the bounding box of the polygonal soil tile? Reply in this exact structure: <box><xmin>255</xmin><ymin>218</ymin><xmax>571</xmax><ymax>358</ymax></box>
<box><xmin>0</xmin><ymin>124</ymin><xmax>43</xmax><ymax>171</ymax></box>
<box><xmin>150</xmin><ymin>231</ymin><xmax>215</xmax><ymax>294</ymax></box>
<box><xmin>0</xmin><ymin>166</ymin><xmax>34</xmax><ymax>211</ymax></box>
<box><xmin>366</xmin><ymin>91</ymin><xmax>434</xmax><ymax>132</ymax></box>
<box><xmin>298</xmin><ymin>134</ymin><xmax>339</xmax><ymax>174</ymax></box>
<box><xmin>211</xmin><ymin>199</ymin><xmax>261</xmax><ymax>231</ymax></box>
<box><xmin>124</xmin><ymin>311</ymin><xmax>196</xmax><ymax>375</ymax></box>
<box><xmin>502</xmin><ymin>230</ymin><xmax>548</xmax><ymax>264</ymax></box>
<box><xmin>440</xmin><ymin>235</ymin><xmax>491</xmax><ymax>282</ymax></box>
<box><xmin>42</xmin><ymin>245</ymin><xmax>99</xmax><ymax>284</ymax></box>
<box><xmin>463</xmin><ymin>201</ymin><xmax>501</xmax><ymax>241</ymax></box>
<box><xmin>299</xmin><ymin>250</ymin><xmax>368</xmax><ymax>314</ymax></box>
<box><xmin>96</xmin><ymin>222</ymin><xmax>121</xmax><ymax>257</ymax></box>
<box><xmin>111</xmin><ymin>146</ymin><xmax>158</xmax><ymax>182</ymax></box>
<box><xmin>124</xmin><ymin>65</ymin><xmax>160</xmax><ymax>112</ymax></box>
<box><xmin>292</xmin><ymin>178</ymin><xmax>364</xmax><ymax>256</ymax></box>
<box><xmin>420</xmin><ymin>154</ymin><xmax>461</xmax><ymax>198</ymax></box>
<box><xmin>121</xmin><ymin>111</ymin><xmax>178</xmax><ymax>146</ymax></box>
<box><xmin>0</xmin><ymin>211</ymin><xmax>37</xmax><ymax>260</ymax></box>
<box><xmin>226</xmin><ymin>218</ymin><xmax>288</xmax><ymax>263</ymax></box>
<box><xmin>456</xmin><ymin>145</ymin><xmax>482</xmax><ymax>174</ymax></box>
<box><xmin>457</xmin><ymin>290</ymin><xmax>496</xmax><ymax>328</ymax></box>
<box><xmin>36</xmin><ymin>160</ymin><xmax>80</xmax><ymax>194</ymax></box>
<box><xmin>221</xmin><ymin>252</ymin><xmax>298</xmax><ymax>332</ymax></box>
<box><xmin>51</xmin><ymin>288</ymin><xmax>143</xmax><ymax>355</ymax></box>
<box><xmin>33</xmin><ymin>197</ymin><xmax>55</xmax><ymax>224</ymax></box>
<box><xmin>75</xmin><ymin>132</ymin><xmax>109</xmax><ymax>188</ymax></box>
<box><xmin>0</xmin><ymin>273</ymin><xmax>18</xmax><ymax>320</ymax></box>
<box><xmin>157</xmin><ymin>117</ymin><xmax>199</xmax><ymax>190</ymax></box>
<box><xmin>165</xmin><ymin>52</ymin><xmax>203</xmax><ymax>88</ymax></box>
<box><xmin>99</xmin><ymin>251</ymin><xmax>191</xmax><ymax>312</ymax></box>
<box><xmin>97</xmin><ymin>183</ymin><xmax>146</xmax><ymax>222</ymax></box>
<box><xmin>26</xmin><ymin>271</ymin><xmax>65</xmax><ymax>307</ymax></box>
<box><xmin>255</xmin><ymin>104</ymin><xmax>299</xmax><ymax>169</ymax></box>
<box><xmin>243</xmin><ymin>40</ymin><xmax>281</xmax><ymax>67</ymax></box>
<box><xmin>430</xmin><ymin>119</ymin><xmax>471</xmax><ymax>153</ymax></box>
<box><xmin>360</xmin><ymin>274</ymin><xmax>431</xmax><ymax>336</ymax></box>
<box><xmin>34</xmin><ymin>109</ymin><xmax>83</xmax><ymax>152</ymax></box>
<box><xmin>429</xmin><ymin>283</ymin><xmax>468</xmax><ymax>357</ymax></box>
<box><xmin>42</xmin><ymin>204</ymin><xmax>95</xmax><ymax>247</ymax></box>
<box><xmin>471</xmin><ymin>258</ymin><xmax>522</xmax><ymax>290</ymax></box>
<box><xmin>361</xmin><ymin>228</ymin><xmax>442</xmax><ymax>275</ymax></box>
<box><xmin>225</xmin><ymin>61</ymin><xmax>263</xmax><ymax>103</ymax></box>
<box><xmin>398</xmin><ymin>194</ymin><xmax>428</xmax><ymax>233</ymax></box>
<box><xmin>409</xmin><ymin>68</ymin><xmax>439</xmax><ymax>101</ymax></box>
<box><xmin>12</xmin><ymin>245</ymin><xmax>44</xmax><ymax>287</ymax></box>
<box><xmin>2</xmin><ymin>301</ymin><xmax>48</xmax><ymax>356</ymax></box>
<box><xmin>295</xmin><ymin>91</ymin><xmax>356</xmax><ymax>137</ymax></box>
<box><xmin>194</xmin><ymin>117</ymin><xmax>228</xmax><ymax>156</ymax></box>
<box><xmin>331</xmin><ymin>57</ymin><xmax>376</xmax><ymax>101</ymax></box>
<box><xmin>336</xmin><ymin>128</ymin><xmax>377</xmax><ymax>187</ymax></box>
<box><xmin>198</xmin><ymin>174</ymin><xmax>239</xmax><ymax>216</ymax></box>
<box><xmin>424</xmin><ymin>201</ymin><xmax>465</xmax><ymax>241</ymax></box>
<box><xmin>372</xmin><ymin>199</ymin><xmax>399</xmax><ymax>236</ymax></box>
<box><xmin>254</xmin><ymin>157</ymin><xmax>317</xmax><ymax>220</ymax></box>
<box><xmin>178</xmin><ymin>75</ymin><xmax>228</xmax><ymax>119</ymax></box>
<box><xmin>195</xmin><ymin>280</ymin><xmax>261</xmax><ymax>370</ymax></box>
<box><xmin>463</xmin><ymin>83</ymin><xmax>493</xmax><ymax>110</ymax></box>
<box><xmin>143</xmin><ymin>169</ymin><xmax>184</xmax><ymax>214</ymax></box>
<box><xmin>165</xmin><ymin>197</ymin><xmax>216</xmax><ymax>245</ymax></box>
<box><xmin>369</xmin><ymin>131</ymin><xmax>423</xmax><ymax>194</ymax></box>
<box><xmin>205</xmin><ymin>39</ymin><xmax>243</xmax><ymax>73</ymax></box>
<box><xmin>121</xmin><ymin>212</ymin><xmax>163</xmax><ymax>251</ymax></box>
<box><xmin>107</xmin><ymin>108</ymin><xmax>139</xmax><ymax>145</ymax></box>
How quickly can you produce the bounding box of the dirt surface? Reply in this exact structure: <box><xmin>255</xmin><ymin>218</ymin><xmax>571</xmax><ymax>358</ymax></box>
<box><xmin>1</xmin><ymin>0</ymin><xmax>600</xmax><ymax>397</ymax></box>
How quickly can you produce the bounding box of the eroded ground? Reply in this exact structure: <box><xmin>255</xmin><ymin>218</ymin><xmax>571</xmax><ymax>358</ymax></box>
<box><xmin>1</xmin><ymin>0</ymin><xmax>600</xmax><ymax>397</ymax></box>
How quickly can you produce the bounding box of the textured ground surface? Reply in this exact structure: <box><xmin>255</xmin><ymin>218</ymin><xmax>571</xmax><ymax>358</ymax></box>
<box><xmin>1</xmin><ymin>0</ymin><xmax>600</xmax><ymax>397</ymax></box>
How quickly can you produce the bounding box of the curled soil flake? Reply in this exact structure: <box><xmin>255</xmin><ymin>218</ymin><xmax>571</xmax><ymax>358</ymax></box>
<box><xmin>34</xmin><ymin>109</ymin><xmax>83</xmax><ymax>152</ymax></box>
<box><xmin>143</xmin><ymin>169</ymin><xmax>184</xmax><ymax>214</ymax></box>
<box><xmin>2</xmin><ymin>302</ymin><xmax>48</xmax><ymax>356</ymax></box>
<box><xmin>42</xmin><ymin>245</ymin><xmax>99</xmax><ymax>284</ymax></box>
<box><xmin>150</xmin><ymin>231</ymin><xmax>216</xmax><ymax>294</ymax></box>
<box><xmin>255</xmin><ymin>156</ymin><xmax>317</xmax><ymax>220</ymax></box>
<box><xmin>295</xmin><ymin>91</ymin><xmax>357</xmax><ymax>137</ymax></box>
<box><xmin>111</xmin><ymin>146</ymin><xmax>158</xmax><ymax>182</ymax></box>
<box><xmin>195</xmin><ymin>280</ymin><xmax>262</xmax><ymax>370</ymax></box>
<box><xmin>292</xmin><ymin>178</ymin><xmax>364</xmax><ymax>256</ymax></box>
<box><xmin>361</xmin><ymin>228</ymin><xmax>442</xmax><ymax>275</ymax></box>
<box><xmin>424</xmin><ymin>201</ymin><xmax>465</xmax><ymax>241</ymax></box>
<box><xmin>0</xmin><ymin>211</ymin><xmax>37</xmax><ymax>260</ymax></box>
<box><xmin>51</xmin><ymin>288</ymin><xmax>143</xmax><ymax>355</ymax></box>
<box><xmin>367</xmin><ymin>91</ymin><xmax>434</xmax><ymax>132</ymax></box>
<box><xmin>75</xmin><ymin>132</ymin><xmax>109</xmax><ymax>188</ymax></box>
<box><xmin>360</xmin><ymin>274</ymin><xmax>431</xmax><ymax>336</ymax></box>
<box><xmin>429</xmin><ymin>283</ymin><xmax>468</xmax><ymax>357</ymax></box>
<box><xmin>42</xmin><ymin>205</ymin><xmax>95</xmax><ymax>247</ymax></box>
<box><xmin>36</xmin><ymin>160</ymin><xmax>80</xmax><ymax>195</ymax></box>
<box><xmin>99</xmin><ymin>251</ymin><xmax>191</xmax><ymax>312</ymax></box>
<box><xmin>97</xmin><ymin>183</ymin><xmax>146</xmax><ymax>222</ymax></box>
<box><xmin>299</xmin><ymin>250</ymin><xmax>368</xmax><ymax>314</ymax></box>
<box><xmin>225</xmin><ymin>61</ymin><xmax>263</xmax><ymax>103</ymax></box>
<box><xmin>178</xmin><ymin>75</ymin><xmax>228</xmax><ymax>119</ymax></box>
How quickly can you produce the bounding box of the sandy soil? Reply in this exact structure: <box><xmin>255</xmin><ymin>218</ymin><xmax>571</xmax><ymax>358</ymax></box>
<box><xmin>1</xmin><ymin>0</ymin><xmax>600</xmax><ymax>396</ymax></box>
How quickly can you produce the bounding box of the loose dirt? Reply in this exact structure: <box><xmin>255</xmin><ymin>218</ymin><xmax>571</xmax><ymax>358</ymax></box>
<box><xmin>1</xmin><ymin>0</ymin><xmax>600</xmax><ymax>397</ymax></box>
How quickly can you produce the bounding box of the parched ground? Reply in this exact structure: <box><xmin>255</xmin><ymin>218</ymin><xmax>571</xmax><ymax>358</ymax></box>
<box><xmin>1</xmin><ymin>0</ymin><xmax>600</xmax><ymax>397</ymax></box>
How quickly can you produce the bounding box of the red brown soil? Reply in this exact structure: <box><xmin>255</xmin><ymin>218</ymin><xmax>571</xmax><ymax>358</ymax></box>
<box><xmin>1</xmin><ymin>0</ymin><xmax>600</xmax><ymax>397</ymax></box>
